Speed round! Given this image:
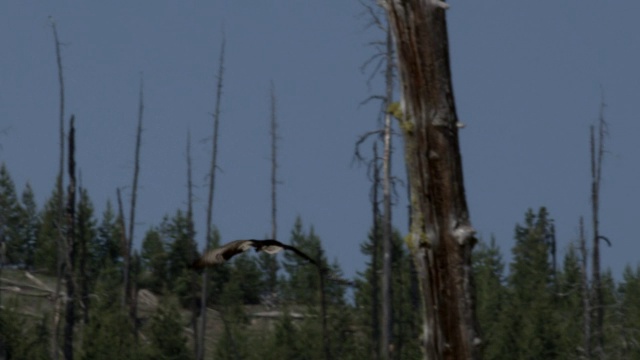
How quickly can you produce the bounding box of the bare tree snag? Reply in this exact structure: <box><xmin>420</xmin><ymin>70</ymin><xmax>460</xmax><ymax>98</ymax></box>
<box><xmin>579</xmin><ymin>216</ymin><xmax>591</xmax><ymax>358</ymax></box>
<box><xmin>270</xmin><ymin>82</ymin><xmax>278</xmax><ymax>242</ymax></box>
<box><xmin>372</xmin><ymin>142</ymin><xmax>381</xmax><ymax>360</ymax></box>
<box><xmin>381</xmin><ymin>1</ymin><xmax>480</xmax><ymax>359</ymax></box>
<box><xmin>186</xmin><ymin>130</ymin><xmax>201</xmax><ymax>359</ymax></box>
<box><xmin>50</xmin><ymin>17</ymin><xmax>66</xmax><ymax>360</ymax></box>
<box><xmin>63</xmin><ymin>115</ymin><xmax>76</xmax><ymax>360</ymax></box>
<box><xmin>78</xmin><ymin>186</ymin><xmax>90</xmax><ymax>326</ymax></box>
<box><xmin>380</xmin><ymin>22</ymin><xmax>394</xmax><ymax>360</ymax></box>
<box><xmin>123</xmin><ymin>76</ymin><xmax>144</xmax><ymax>318</ymax></box>
<box><xmin>265</xmin><ymin>80</ymin><xmax>281</xmax><ymax>294</ymax></box>
<box><xmin>356</xmin><ymin>5</ymin><xmax>397</xmax><ymax>356</ymax></box>
<box><xmin>197</xmin><ymin>35</ymin><xmax>225</xmax><ymax>360</ymax></box>
<box><xmin>116</xmin><ymin>187</ymin><xmax>127</xmax><ymax>293</ymax></box>
<box><xmin>590</xmin><ymin>97</ymin><xmax>608</xmax><ymax>358</ymax></box>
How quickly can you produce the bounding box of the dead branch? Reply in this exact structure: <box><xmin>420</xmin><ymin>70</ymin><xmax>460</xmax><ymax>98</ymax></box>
<box><xmin>26</xmin><ymin>270</ymin><xmax>53</xmax><ymax>292</ymax></box>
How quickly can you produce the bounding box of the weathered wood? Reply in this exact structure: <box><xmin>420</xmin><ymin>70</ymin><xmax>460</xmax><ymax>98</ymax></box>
<box><xmin>590</xmin><ymin>98</ymin><xmax>607</xmax><ymax>359</ymax></box>
<box><xmin>63</xmin><ymin>116</ymin><xmax>76</xmax><ymax>360</ymax></box>
<box><xmin>197</xmin><ymin>35</ymin><xmax>226</xmax><ymax>360</ymax></box>
<box><xmin>382</xmin><ymin>1</ymin><xmax>480</xmax><ymax>359</ymax></box>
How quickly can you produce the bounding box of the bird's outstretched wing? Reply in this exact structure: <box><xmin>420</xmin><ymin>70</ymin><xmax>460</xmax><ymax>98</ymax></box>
<box><xmin>190</xmin><ymin>239</ymin><xmax>254</xmax><ymax>269</ymax></box>
<box><xmin>190</xmin><ymin>239</ymin><xmax>317</xmax><ymax>270</ymax></box>
<box><xmin>254</xmin><ymin>239</ymin><xmax>318</xmax><ymax>266</ymax></box>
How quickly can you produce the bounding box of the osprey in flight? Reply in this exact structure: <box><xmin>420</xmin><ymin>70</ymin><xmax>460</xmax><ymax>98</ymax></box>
<box><xmin>191</xmin><ymin>239</ymin><xmax>317</xmax><ymax>269</ymax></box>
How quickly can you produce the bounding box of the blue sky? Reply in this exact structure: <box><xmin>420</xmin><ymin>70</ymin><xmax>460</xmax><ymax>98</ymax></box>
<box><xmin>1</xmin><ymin>1</ymin><xmax>638</xmax><ymax>283</ymax></box>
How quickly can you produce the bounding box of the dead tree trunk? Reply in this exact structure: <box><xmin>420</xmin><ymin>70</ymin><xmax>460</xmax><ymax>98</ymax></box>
<box><xmin>371</xmin><ymin>142</ymin><xmax>381</xmax><ymax>360</ymax></box>
<box><xmin>590</xmin><ymin>99</ymin><xmax>607</xmax><ymax>358</ymax></box>
<box><xmin>270</xmin><ymin>82</ymin><xmax>278</xmax><ymax>242</ymax></box>
<box><xmin>123</xmin><ymin>77</ymin><xmax>144</xmax><ymax>318</ymax></box>
<box><xmin>197</xmin><ymin>35</ymin><xmax>226</xmax><ymax>360</ymax></box>
<box><xmin>78</xmin><ymin>187</ymin><xmax>89</xmax><ymax>326</ymax></box>
<box><xmin>267</xmin><ymin>81</ymin><xmax>281</xmax><ymax>292</ymax></box>
<box><xmin>186</xmin><ymin>130</ymin><xmax>200</xmax><ymax>359</ymax></box>
<box><xmin>380</xmin><ymin>22</ymin><xmax>394</xmax><ymax>360</ymax></box>
<box><xmin>63</xmin><ymin>116</ymin><xmax>76</xmax><ymax>360</ymax></box>
<box><xmin>579</xmin><ymin>216</ymin><xmax>591</xmax><ymax>358</ymax></box>
<box><xmin>50</xmin><ymin>18</ymin><xmax>65</xmax><ymax>360</ymax></box>
<box><xmin>382</xmin><ymin>1</ymin><xmax>480</xmax><ymax>359</ymax></box>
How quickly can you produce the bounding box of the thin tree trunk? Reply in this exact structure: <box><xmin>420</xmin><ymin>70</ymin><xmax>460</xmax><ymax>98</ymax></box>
<box><xmin>371</xmin><ymin>142</ymin><xmax>381</xmax><ymax>360</ymax></box>
<box><xmin>124</xmin><ymin>77</ymin><xmax>144</xmax><ymax>317</ymax></box>
<box><xmin>116</xmin><ymin>188</ymin><xmax>127</xmax><ymax>295</ymax></box>
<box><xmin>186</xmin><ymin>130</ymin><xmax>200</xmax><ymax>359</ymax></box>
<box><xmin>382</xmin><ymin>1</ymin><xmax>480</xmax><ymax>359</ymax></box>
<box><xmin>590</xmin><ymin>98</ymin><xmax>607</xmax><ymax>358</ymax></box>
<box><xmin>50</xmin><ymin>18</ymin><xmax>65</xmax><ymax>360</ymax></box>
<box><xmin>197</xmin><ymin>35</ymin><xmax>225</xmax><ymax>360</ymax></box>
<box><xmin>270</xmin><ymin>82</ymin><xmax>278</xmax><ymax>242</ymax></box>
<box><xmin>63</xmin><ymin>116</ymin><xmax>76</xmax><ymax>360</ymax></box>
<box><xmin>259</xmin><ymin>81</ymin><xmax>279</xmax><ymax>295</ymax></box>
<box><xmin>380</xmin><ymin>22</ymin><xmax>394</xmax><ymax>360</ymax></box>
<box><xmin>579</xmin><ymin>216</ymin><xmax>591</xmax><ymax>358</ymax></box>
<box><xmin>78</xmin><ymin>188</ymin><xmax>89</xmax><ymax>326</ymax></box>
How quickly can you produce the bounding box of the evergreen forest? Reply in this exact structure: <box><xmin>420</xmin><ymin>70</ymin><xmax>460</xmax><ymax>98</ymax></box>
<box><xmin>1</xmin><ymin>161</ymin><xmax>639</xmax><ymax>358</ymax></box>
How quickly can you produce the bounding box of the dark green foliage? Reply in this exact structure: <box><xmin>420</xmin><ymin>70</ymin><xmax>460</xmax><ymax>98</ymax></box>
<box><xmin>0</xmin><ymin>163</ymin><xmax>26</xmax><ymax>267</ymax></box>
<box><xmin>34</xmin><ymin>183</ymin><xmax>63</xmax><ymax>272</ymax></box>
<box><xmin>268</xmin><ymin>312</ymin><xmax>305</xmax><ymax>360</ymax></box>
<box><xmin>281</xmin><ymin>217</ymin><xmax>324</xmax><ymax>305</ymax></box>
<box><xmin>272</xmin><ymin>217</ymin><xmax>356</xmax><ymax>360</ymax></box>
<box><xmin>140</xmin><ymin>227</ymin><xmax>167</xmax><ymax>293</ymax></box>
<box><xmin>600</xmin><ymin>270</ymin><xmax>621</xmax><ymax>356</ymax></box>
<box><xmin>257</xmin><ymin>251</ymin><xmax>280</xmax><ymax>296</ymax></box>
<box><xmin>0</xmin><ymin>307</ymin><xmax>49</xmax><ymax>360</ymax></box>
<box><xmin>19</xmin><ymin>183</ymin><xmax>40</xmax><ymax>269</ymax></box>
<box><xmin>617</xmin><ymin>265</ymin><xmax>640</xmax><ymax>358</ymax></box>
<box><xmin>146</xmin><ymin>298</ymin><xmax>193</xmax><ymax>360</ymax></box>
<box><xmin>473</xmin><ymin>237</ymin><xmax>509</xmax><ymax>359</ymax></box>
<box><xmin>502</xmin><ymin>208</ymin><xmax>560</xmax><ymax>359</ymax></box>
<box><xmin>214</xmin><ymin>278</ymin><xmax>250</xmax><ymax>360</ymax></box>
<box><xmin>553</xmin><ymin>244</ymin><xmax>585</xmax><ymax>358</ymax></box>
<box><xmin>354</xmin><ymin>221</ymin><xmax>421</xmax><ymax>360</ymax></box>
<box><xmin>91</xmin><ymin>201</ymin><xmax>122</xmax><ymax>269</ymax></box>
<box><xmin>227</xmin><ymin>255</ymin><xmax>264</xmax><ymax>305</ymax></box>
<box><xmin>161</xmin><ymin>211</ymin><xmax>198</xmax><ymax>307</ymax></box>
<box><xmin>203</xmin><ymin>227</ymin><xmax>231</xmax><ymax>306</ymax></box>
<box><xmin>3</xmin><ymin>160</ymin><xmax>640</xmax><ymax>360</ymax></box>
<box><xmin>81</xmin><ymin>265</ymin><xmax>140</xmax><ymax>360</ymax></box>
<box><xmin>76</xmin><ymin>188</ymin><xmax>96</xmax><ymax>323</ymax></box>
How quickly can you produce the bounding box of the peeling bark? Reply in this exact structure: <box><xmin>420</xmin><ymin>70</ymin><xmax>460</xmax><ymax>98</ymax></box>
<box><xmin>382</xmin><ymin>1</ymin><xmax>480</xmax><ymax>358</ymax></box>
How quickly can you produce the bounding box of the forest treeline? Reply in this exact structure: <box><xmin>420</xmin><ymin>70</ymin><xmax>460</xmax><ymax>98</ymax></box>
<box><xmin>1</xmin><ymin>163</ymin><xmax>639</xmax><ymax>359</ymax></box>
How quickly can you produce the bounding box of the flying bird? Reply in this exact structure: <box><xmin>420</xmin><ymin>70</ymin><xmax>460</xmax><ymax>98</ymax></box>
<box><xmin>190</xmin><ymin>239</ymin><xmax>317</xmax><ymax>270</ymax></box>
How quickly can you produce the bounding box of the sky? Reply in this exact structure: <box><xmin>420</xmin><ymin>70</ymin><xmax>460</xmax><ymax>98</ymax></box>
<box><xmin>1</xmin><ymin>1</ymin><xmax>639</xmax><ymax>284</ymax></box>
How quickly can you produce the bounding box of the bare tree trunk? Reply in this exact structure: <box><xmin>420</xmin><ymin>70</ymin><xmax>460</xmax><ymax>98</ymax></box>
<box><xmin>63</xmin><ymin>116</ymin><xmax>76</xmax><ymax>360</ymax></box>
<box><xmin>123</xmin><ymin>77</ymin><xmax>144</xmax><ymax>318</ymax></box>
<box><xmin>78</xmin><ymin>187</ymin><xmax>89</xmax><ymax>326</ymax></box>
<box><xmin>590</xmin><ymin>98</ymin><xmax>607</xmax><ymax>358</ymax></box>
<box><xmin>50</xmin><ymin>18</ymin><xmax>66</xmax><ymax>360</ymax></box>
<box><xmin>371</xmin><ymin>142</ymin><xmax>381</xmax><ymax>360</ymax></box>
<box><xmin>382</xmin><ymin>1</ymin><xmax>480</xmax><ymax>359</ymax></box>
<box><xmin>186</xmin><ymin>130</ymin><xmax>200</xmax><ymax>359</ymax></box>
<box><xmin>116</xmin><ymin>188</ymin><xmax>127</xmax><ymax>293</ymax></box>
<box><xmin>579</xmin><ymin>216</ymin><xmax>591</xmax><ymax>358</ymax></box>
<box><xmin>380</xmin><ymin>23</ymin><xmax>394</xmax><ymax>360</ymax></box>
<box><xmin>259</xmin><ymin>81</ymin><xmax>279</xmax><ymax>295</ymax></box>
<box><xmin>197</xmin><ymin>35</ymin><xmax>226</xmax><ymax>360</ymax></box>
<box><xmin>270</xmin><ymin>82</ymin><xmax>278</xmax><ymax>242</ymax></box>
